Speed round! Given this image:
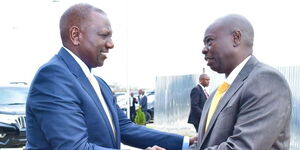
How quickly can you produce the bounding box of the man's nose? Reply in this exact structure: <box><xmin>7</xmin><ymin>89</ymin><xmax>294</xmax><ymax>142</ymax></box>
<box><xmin>106</xmin><ymin>39</ymin><xmax>114</xmax><ymax>49</ymax></box>
<box><xmin>202</xmin><ymin>47</ymin><xmax>208</xmax><ymax>54</ymax></box>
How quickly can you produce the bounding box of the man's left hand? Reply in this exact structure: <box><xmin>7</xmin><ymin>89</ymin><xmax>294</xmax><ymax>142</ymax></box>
<box><xmin>145</xmin><ymin>145</ymin><xmax>166</xmax><ymax>150</ymax></box>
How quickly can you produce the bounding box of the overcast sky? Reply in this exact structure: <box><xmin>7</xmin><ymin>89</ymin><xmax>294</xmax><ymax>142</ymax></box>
<box><xmin>0</xmin><ymin>0</ymin><xmax>299</xmax><ymax>89</ymax></box>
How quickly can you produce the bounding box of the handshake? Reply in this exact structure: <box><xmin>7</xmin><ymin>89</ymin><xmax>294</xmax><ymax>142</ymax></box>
<box><xmin>145</xmin><ymin>145</ymin><xmax>166</xmax><ymax>150</ymax></box>
<box><xmin>145</xmin><ymin>136</ymin><xmax>197</xmax><ymax>150</ymax></box>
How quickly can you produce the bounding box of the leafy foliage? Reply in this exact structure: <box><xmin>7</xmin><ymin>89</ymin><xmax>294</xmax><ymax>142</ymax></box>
<box><xmin>134</xmin><ymin>106</ymin><xmax>146</xmax><ymax>125</ymax></box>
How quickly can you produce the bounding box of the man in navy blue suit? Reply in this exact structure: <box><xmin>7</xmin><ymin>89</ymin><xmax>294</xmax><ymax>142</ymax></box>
<box><xmin>26</xmin><ymin>3</ymin><xmax>194</xmax><ymax>150</ymax></box>
<box><xmin>188</xmin><ymin>74</ymin><xmax>210</xmax><ymax>132</ymax></box>
<box><xmin>138</xmin><ymin>89</ymin><xmax>148</xmax><ymax>113</ymax></box>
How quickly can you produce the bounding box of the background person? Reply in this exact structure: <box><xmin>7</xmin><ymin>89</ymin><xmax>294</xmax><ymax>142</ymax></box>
<box><xmin>138</xmin><ymin>89</ymin><xmax>148</xmax><ymax>113</ymax></box>
<box><xmin>129</xmin><ymin>92</ymin><xmax>138</xmax><ymax>121</ymax></box>
<box><xmin>188</xmin><ymin>74</ymin><xmax>210</xmax><ymax>132</ymax></box>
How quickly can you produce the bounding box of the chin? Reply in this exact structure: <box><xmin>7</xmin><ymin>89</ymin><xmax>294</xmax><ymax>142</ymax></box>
<box><xmin>209</xmin><ymin>65</ymin><xmax>216</xmax><ymax>71</ymax></box>
<box><xmin>210</xmin><ymin>66</ymin><xmax>221</xmax><ymax>73</ymax></box>
<box><xmin>97</xmin><ymin>62</ymin><xmax>104</xmax><ymax>67</ymax></box>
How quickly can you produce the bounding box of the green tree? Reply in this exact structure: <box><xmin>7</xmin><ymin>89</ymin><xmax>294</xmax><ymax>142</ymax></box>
<box><xmin>134</xmin><ymin>106</ymin><xmax>146</xmax><ymax>125</ymax></box>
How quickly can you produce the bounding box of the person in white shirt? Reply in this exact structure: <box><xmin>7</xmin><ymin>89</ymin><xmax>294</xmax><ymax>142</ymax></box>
<box><xmin>129</xmin><ymin>92</ymin><xmax>138</xmax><ymax>121</ymax></box>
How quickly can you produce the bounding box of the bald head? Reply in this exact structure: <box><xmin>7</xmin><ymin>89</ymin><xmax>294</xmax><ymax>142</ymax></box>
<box><xmin>199</xmin><ymin>74</ymin><xmax>208</xmax><ymax>80</ymax></box>
<box><xmin>59</xmin><ymin>3</ymin><xmax>106</xmax><ymax>44</ymax></box>
<box><xmin>199</xmin><ymin>74</ymin><xmax>210</xmax><ymax>87</ymax></box>
<box><xmin>212</xmin><ymin>14</ymin><xmax>254</xmax><ymax>50</ymax></box>
<box><xmin>202</xmin><ymin>14</ymin><xmax>254</xmax><ymax>76</ymax></box>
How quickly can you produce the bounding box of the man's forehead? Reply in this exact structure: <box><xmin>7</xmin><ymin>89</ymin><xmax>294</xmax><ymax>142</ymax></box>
<box><xmin>88</xmin><ymin>12</ymin><xmax>112</xmax><ymax>30</ymax></box>
<box><xmin>205</xmin><ymin>22</ymin><xmax>222</xmax><ymax>35</ymax></box>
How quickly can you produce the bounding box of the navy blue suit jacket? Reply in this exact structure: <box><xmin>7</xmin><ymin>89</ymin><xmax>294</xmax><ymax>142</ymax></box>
<box><xmin>26</xmin><ymin>48</ymin><xmax>183</xmax><ymax>150</ymax></box>
<box><xmin>138</xmin><ymin>95</ymin><xmax>148</xmax><ymax>112</ymax></box>
<box><xmin>187</xmin><ymin>85</ymin><xmax>207</xmax><ymax>130</ymax></box>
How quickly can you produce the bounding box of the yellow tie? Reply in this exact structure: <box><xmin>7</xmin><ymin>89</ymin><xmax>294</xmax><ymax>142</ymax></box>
<box><xmin>205</xmin><ymin>82</ymin><xmax>230</xmax><ymax>131</ymax></box>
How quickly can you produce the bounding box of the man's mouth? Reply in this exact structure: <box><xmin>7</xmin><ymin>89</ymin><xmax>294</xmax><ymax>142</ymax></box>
<box><xmin>205</xmin><ymin>56</ymin><xmax>214</xmax><ymax>61</ymax></box>
<box><xmin>100</xmin><ymin>51</ymin><xmax>109</xmax><ymax>57</ymax></box>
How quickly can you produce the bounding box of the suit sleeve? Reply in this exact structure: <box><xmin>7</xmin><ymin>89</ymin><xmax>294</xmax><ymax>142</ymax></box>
<box><xmin>205</xmin><ymin>70</ymin><xmax>291</xmax><ymax>150</ymax></box>
<box><xmin>97</xmin><ymin>79</ymin><xmax>184</xmax><ymax>150</ymax></box>
<box><xmin>116</xmin><ymin>104</ymin><xmax>184</xmax><ymax>150</ymax></box>
<box><xmin>27</xmin><ymin>65</ymin><xmax>116</xmax><ymax>150</ymax></box>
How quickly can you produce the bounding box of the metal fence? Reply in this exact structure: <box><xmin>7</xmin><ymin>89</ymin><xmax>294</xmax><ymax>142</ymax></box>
<box><xmin>277</xmin><ymin>66</ymin><xmax>300</xmax><ymax>150</ymax></box>
<box><xmin>154</xmin><ymin>66</ymin><xmax>300</xmax><ymax>149</ymax></box>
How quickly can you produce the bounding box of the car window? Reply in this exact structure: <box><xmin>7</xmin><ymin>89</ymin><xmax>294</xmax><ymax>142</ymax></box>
<box><xmin>0</xmin><ymin>87</ymin><xmax>29</xmax><ymax>104</ymax></box>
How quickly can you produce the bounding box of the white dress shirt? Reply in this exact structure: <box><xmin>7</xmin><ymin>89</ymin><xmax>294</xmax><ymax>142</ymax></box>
<box><xmin>225</xmin><ymin>55</ymin><xmax>251</xmax><ymax>85</ymax></box>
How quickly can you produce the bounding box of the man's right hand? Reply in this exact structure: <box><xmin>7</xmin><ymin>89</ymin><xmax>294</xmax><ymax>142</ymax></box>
<box><xmin>189</xmin><ymin>136</ymin><xmax>198</xmax><ymax>145</ymax></box>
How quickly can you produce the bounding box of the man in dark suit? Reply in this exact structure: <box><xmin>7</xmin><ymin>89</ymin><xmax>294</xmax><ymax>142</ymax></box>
<box><xmin>189</xmin><ymin>14</ymin><xmax>291</xmax><ymax>150</ymax></box>
<box><xmin>188</xmin><ymin>74</ymin><xmax>210</xmax><ymax>132</ymax></box>
<box><xmin>138</xmin><ymin>89</ymin><xmax>148</xmax><ymax>113</ymax></box>
<box><xmin>129</xmin><ymin>92</ymin><xmax>138</xmax><ymax>121</ymax></box>
<box><xmin>26</xmin><ymin>3</ymin><xmax>193</xmax><ymax>150</ymax></box>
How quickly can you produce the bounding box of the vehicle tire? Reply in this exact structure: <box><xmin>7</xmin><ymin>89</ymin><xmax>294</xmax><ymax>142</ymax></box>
<box><xmin>145</xmin><ymin>111</ymin><xmax>151</xmax><ymax>123</ymax></box>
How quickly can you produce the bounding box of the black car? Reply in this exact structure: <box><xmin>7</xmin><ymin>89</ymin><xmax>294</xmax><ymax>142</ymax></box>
<box><xmin>0</xmin><ymin>84</ymin><xmax>28</xmax><ymax>148</ymax></box>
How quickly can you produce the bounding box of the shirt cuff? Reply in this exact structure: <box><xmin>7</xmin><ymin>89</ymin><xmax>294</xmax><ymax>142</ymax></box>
<box><xmin>182</xmin><ymin>136</ymin><xmax>190</xmax><ymax>150</ymax></box>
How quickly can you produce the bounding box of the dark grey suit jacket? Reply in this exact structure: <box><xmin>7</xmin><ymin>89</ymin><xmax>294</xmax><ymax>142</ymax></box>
<box><xmin>194</xmin><ymin>56</ymin><xmax>292</xmax><ymax>150</ymax></box>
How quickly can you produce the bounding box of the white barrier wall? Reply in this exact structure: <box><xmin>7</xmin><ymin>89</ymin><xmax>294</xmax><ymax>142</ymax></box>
<box><xmin>277</xmin><ymin>66</ymin><xmax>300</xmax><ymax>150</ymax></box>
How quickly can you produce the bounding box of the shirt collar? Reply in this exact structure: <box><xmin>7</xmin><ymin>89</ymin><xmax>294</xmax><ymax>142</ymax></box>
<box><xmin>198</xmin><ymin>83</ymin><xmax>205</xmax><ymax>90</ymax></box>
<box><xmin>225</xmin><ymin>55</ymin><xmax>251</xmax><ymax>85</ymax></box>
<box><xmin>63</xmin><ymin>46</ymin><xmax>91</xmax><ymax>77</ymax></box>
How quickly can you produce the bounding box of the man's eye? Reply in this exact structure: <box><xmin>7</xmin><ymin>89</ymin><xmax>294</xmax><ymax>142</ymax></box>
<box><xmin>98</xmin><ymin>34</ymin><xmax>108</xmax><ymax>37</ymax></box>
<box><xmin>206</xmin><ymin>39</ymin><xmax>213</xmax><ymax>46</ymax></box>
<box><xmin>98</xmin><ymin>34</ymin><xmax>112</xmax><ymax>38</ymax></box>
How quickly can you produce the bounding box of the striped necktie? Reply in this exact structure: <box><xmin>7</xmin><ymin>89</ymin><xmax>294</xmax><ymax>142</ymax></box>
<box><xmin>205</xmin><ymin>82</ymin><xmax>230</xmax><ymax>131</ymax></box>
<box><xmin>204</xmin><ymin>88</ymin><xmax>209</xmax><ymax>99</ymax></box>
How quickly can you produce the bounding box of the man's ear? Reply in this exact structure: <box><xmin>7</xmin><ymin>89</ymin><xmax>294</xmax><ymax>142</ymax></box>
<box><xmin>232</xmin><ymin>30</ymin><xmax>241</xmax><ymax>47</ymax></box>
<box><xmin>69</xmin><ymin>26</ymin><xmax>80</xmax><ymax>45</ymax></box>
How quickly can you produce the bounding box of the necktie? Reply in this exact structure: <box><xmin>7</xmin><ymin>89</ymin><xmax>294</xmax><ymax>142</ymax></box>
<box><xmin>205</xmin><ymin>82</ymin><xmax>230</xmax><ymax>131</ymax></box>
<box><xmin>204</xmin><ymin>89</ymin><xmax>209</xmax><ymax>99</ymax></box>
<box><xmin>87</xmin><ymin>73</ymin><xmax>116</xmax><ymax>137</ymax></box>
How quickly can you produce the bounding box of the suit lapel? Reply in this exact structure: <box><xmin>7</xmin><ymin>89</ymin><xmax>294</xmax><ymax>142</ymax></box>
<box><xmin>57</xmin><ymin>48</ymin><xmax>99</xmax><ymax>102</ymax></box>
<box><xmin>96</xmin><ymin>77</ymin><xmax>120</xmax><ymax>146</ymax></box>
<box><xmin>199</xmin><ymin>56</ymin><xmax>258</xmax><ymax>147</ymax></box>
<box><xmin>198</xmin><ymin>85</ymin><xmax>207</xmax><ymax>100</ymax></box>
<box><xmin>57</xmin><ymin>48</ymin><xmax>117</xmax><ymax>146</ymax></box>
<box><xmin>197</xmin><ymin>90</ymin><xmax>215</xmax><ymax>142</ymax></box>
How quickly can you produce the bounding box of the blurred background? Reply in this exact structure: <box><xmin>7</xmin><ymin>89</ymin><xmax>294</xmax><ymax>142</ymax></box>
<box><xmin>0</xmin><ymin>0</ymin><xmax>299</xmax><ymax>89</ymax></box>
<box><xmin>0</xmin><ymin>0</ymin><xmax>299</xmax><ymax>149</ymax></box>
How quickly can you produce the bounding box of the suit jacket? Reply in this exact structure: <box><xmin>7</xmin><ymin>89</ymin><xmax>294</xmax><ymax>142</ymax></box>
<box><xmin>188</xmin><ymin>85</ymin><xmax>207</xmax><ymax>130</ymax></box>
<box><xmin>26</xmin><ymin>48</ymin><xmax>183</xmax><ymax>150</ymax></box>
<box><xmin>130</xmin><ymin>97</ymin><xmax>137</xmax><ymax>111</ymax></box>
<box><xmin>139</xmin><ymin>95</ymin><xmax>148</xmax><ymax>112</ymax></box>
<box><xmin>194</xmin><ymin>56</ymin><xmax>291</xmax><ymax>150</ymax></box>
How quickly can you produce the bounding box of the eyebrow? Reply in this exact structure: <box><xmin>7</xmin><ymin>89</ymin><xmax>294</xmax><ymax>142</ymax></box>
<box><xmin>98</xmin><ymin>29</ymin><xmax>112</xmax><ymax>34</ymax></box>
